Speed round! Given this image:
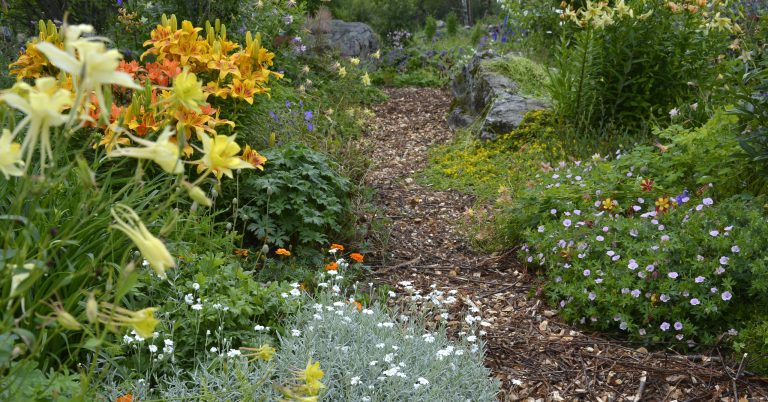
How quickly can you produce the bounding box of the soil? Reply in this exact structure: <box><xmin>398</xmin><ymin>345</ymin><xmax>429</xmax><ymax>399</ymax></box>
<box><xmin>363</xmin><ymin>87</ymin><xmax>768</xmax><ymax>401</ymax></box>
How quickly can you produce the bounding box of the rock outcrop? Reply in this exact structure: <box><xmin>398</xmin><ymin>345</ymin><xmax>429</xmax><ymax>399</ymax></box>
<box><xmin>308</xmin><ymin>20</ymin><xmax>379</xmax><ymax>58</ymax></box>
<box><xmin>448</xmin><ymin>52</ymin><xmax>548</xmax><ymax>140</ymax></box>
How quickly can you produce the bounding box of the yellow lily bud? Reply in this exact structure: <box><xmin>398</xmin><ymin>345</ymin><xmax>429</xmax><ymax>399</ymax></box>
<box><xmin>86</xmin><ymin>292</ymin><xmax>99</xmax><ymax>323</ymax></box>
<box><xmin>182</xmin><ymin>182</ymin><xmax>213</xmax><ymax>207</ymax></box>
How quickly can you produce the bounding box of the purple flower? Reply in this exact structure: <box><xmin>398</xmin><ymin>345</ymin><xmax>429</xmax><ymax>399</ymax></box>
<box><xmin>306</xmin><ymin>122</ymin><xmax>314</xmax><ymax>132</ymax></box>
<box><xmin>563</xmin><ymin>219</ymin><xmax>572</xmax><ymax>227</ymax></box>
<box><xmin>630</xmin><ymin>289</ymin><xmax>641</xmax><ymax>298</ymax></box>
<box><xmin>676</xmin><ymin>334</ymin><xmax>684</xmax><ymax>340</ymax></box>
<box><xmin>721</xmin><ymin>291</ymin><xmax>732</xmax><ymax>301</ymax></box>
<box><xmin>719</xmin><ymin>256</ymin><xmax>729</xmax><ymax>265</ymax></box>
<box><xmin>660</xmin><ymin>294</ymin><xmax>670</xmax><ymax>302</ymax></box>
<box><xmin>690</xmin><ymin>298</ymin><xmax>700</xmax><ymax>305</ymax></box>
<box><xmin>660</xmin><ymin>322</ymin><xmax>670</xmax><ymax>331</ymax></box>
<box><xmin>731</xmin><ymin>245</ymin><xmax>740</xmax><ymax>253</ymax></box>
<box><xmin>715</xmin><ymin>267</ymin><xmax>726</xmax><ymax>275</ymax></box>
<box><xmin>286</xmin><ymin>101</ymin><xmax>291</xmax><ymax>109</ymax></box>
<box><xmin>117</xmin><ymin>0</ymin><xmax>123</xmax><ymax>5</ymax></box>
<box><xmin>695</xmin><ymin>276</ymin><xmax>705</xmax><ymax>283</ymax></box>
<box><xmin>674</xmin><ymin>322</ymin><xmax>683</xmax><ymax>331</ymax></box>
<box><xmin>628</xmin><ymin>259</ymin><xmax>638</xmax><ymax>270</ymax></box>
<box><xmin>583</xmin><ymin>269</ymin><xmax>591</xmax><ymax>277</ymax></box>
<box><xmin>588</xmin><ymin>292</ymin><xmax>596</xmax><ymax>301</ymax></box>
<box><xmin>668</xmin><ymin>272</ymin><xmax>679</xmax><ymax>279</ymax></box>
<box><xmin>304</xmin><ymin>110</ymin><xmax>313</xmax><ymax>121</ymax></box>
<box><xmin>269</xmin><ymin>110</ymin><xmax>279</xmax><ymax>122</ymax></box>
<box><xmin>596</xmin><ymin>235</ymin><xmax>605</xmax><ymax>242</ymax></box>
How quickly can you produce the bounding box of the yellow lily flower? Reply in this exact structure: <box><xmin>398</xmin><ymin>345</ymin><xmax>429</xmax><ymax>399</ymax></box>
<box><xmin>196</xmin><ymin>134</ymin><xmax>254</xmax><ymax>180</ymax></box>
<box><xmin>0</xmin><ymin>77</ymin><xmax>72</xmax><ymax>172</ymax></box>
<box><xmin>36</xmin><ymin>24</ymin><xmax>140</xmax><ymax>119</ymax></box>
<box><xmin>170</xmin><ymin>69</ymin><xmax>207</xmax><ymax>112</ymax></box>
<box><xmin>361</xmin><ymin>73</ymin><xmax>371</xmax><ymax>86</ymax></box>
<box><xmin>108</xmin><ymin>127</ymin><xmax>183</xmax><ymax>174</ymax></box>
<box><xmin>240</xmin><ymin>344</ymin><xmax>277</xmax><ymax>361</ymax></box>
<box><xmin>338</xmin><ymin>67</ymin><xmax>347</xmax><ymax>78</ymax></box>
<box><xmin>297</xmin><ymin>360</ymin><xmax>325</xmax><ymax>395</ymax></box>
<box><xmin>0</xmin><ymin>129</ymin><xmax>25</xmax><ymax>178</ymax></box>
<box><xmin>110</xmin><ymin>204</ymin><xmax>175</xmax><ymax>279</ymax></box>
<box><xmin>98</xmin><ymin>302</ymin><xmax>159</xmax><ymax>338</ymax></box>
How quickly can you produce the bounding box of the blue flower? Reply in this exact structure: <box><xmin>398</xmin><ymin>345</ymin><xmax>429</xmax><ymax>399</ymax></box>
<box><xmin>269</xmin><ymin>111</ymin><xmax>279</xmax><ymax>122</ymax></box>
<box><xmin>285</xmin><ymin>100</ymin><xmax>291</xmax><ymax>109</ymax></box>
<box><xmin>304</xmin><ymin>111</ymin><xmax>313</xmax><ymax>121</ymax></box>
<box><xmin>306</xmin><ymin>122</ymin><xmax>314</xmax><ymax>132</ymax></box>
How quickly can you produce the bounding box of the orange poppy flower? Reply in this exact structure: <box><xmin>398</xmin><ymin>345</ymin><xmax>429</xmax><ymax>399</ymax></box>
<box><xmin>276</xmin><ymin>248</ymin><xmax>291</xmax><ymax>256</ymax></box>
<box><xmin>351</xmin><ymin>301</ymin><xmax>362</xmax><ymax>311</ymax></box>
<box><xmin>349</xmin><ymin>253</ymin><xmax>364</xmax><ymax>263</ymax></box>
<box><xmin>234</xmin><ymin>248</ymin><xmax>249</xmax><ymax>257</ymax></box>
<box><xmin>116</xmin><ymin>395</ymin><xmax>133</xmax><ymax>402</ymax></box>
<box><xmin>329</xmin><ymin>243</ymin><xmax>344</xmax><ymax>252</ymax></box>
<box><xmin>325</xmin><ymin>262</ymin><xmax>338</xmax><ymax>271</ymax></box>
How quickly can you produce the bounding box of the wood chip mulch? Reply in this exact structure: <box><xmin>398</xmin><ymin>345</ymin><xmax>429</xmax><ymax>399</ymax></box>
<box><xmin>362</xmin><ymin>87</ymin><xmax>768</xmax><ymax>401</ymax></box>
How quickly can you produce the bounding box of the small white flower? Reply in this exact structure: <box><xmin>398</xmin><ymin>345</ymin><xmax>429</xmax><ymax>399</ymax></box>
<box><xmin>191</xmin><ymin>303</ymin><xmax>203</xmax><ymax>310</ymax></box>
<box><xmin>351</xmin><ymin>376</ymin><xmax>361</xmax><ymax>385</ymax></box>
<box><xmin>149</xmin><ymin>345</ymin><xmax>158</xmax><ymax>353</ymax></box>
<box><xmin>291</xmin><ymin>329</ymin><xmax>301</xmax><ymax>336</ymax></box>
<box><xmin>227</xmin><ymin>349</ymin><xmax>241</xmax><ymax>357</ymax></box>
<box><xmin>210</xmin><ymin>347</ymin><xmax>218</xmax><ymax>353</ymax></box>
<box><xmin>192</xmin><ymin>282</ymin><xmax>200</xmax><ymax>290</ymax></box>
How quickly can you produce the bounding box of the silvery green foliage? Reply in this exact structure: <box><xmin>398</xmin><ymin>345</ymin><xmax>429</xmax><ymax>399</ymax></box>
<box><xmin>273</xmin><ymin>292</ymin><xmax>500</xmax><ymax>401</ymax></box>
<box><xmin>146</xmin><ymin>291</ymin><xmax>499</xmax><ymax>401</ymax></box>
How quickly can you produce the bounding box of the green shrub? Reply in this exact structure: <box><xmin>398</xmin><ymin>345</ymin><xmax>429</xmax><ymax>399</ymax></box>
<box><xmin>445</xmin><ymin>12</ymin><xmax>459</xmax><ymax>36</ymax></box>
<box><xmin>489</xmin><ymin>113</ymin><xmax>768</xmax><ymax>361</ymax></box>
<box><xmin>238</xmin><ymin>144</ymin><xmax>351</xmax><ymax>249</ymax></box>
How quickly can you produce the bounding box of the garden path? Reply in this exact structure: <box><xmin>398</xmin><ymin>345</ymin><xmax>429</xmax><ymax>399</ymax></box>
<box><xmin>364</xmin><ymin>87</ymin><xmax>768</xmax><ymax>401</ymax></box>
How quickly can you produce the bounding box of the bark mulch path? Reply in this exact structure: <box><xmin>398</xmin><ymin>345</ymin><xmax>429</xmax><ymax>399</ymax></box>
<box><xmin>363</xmin><ymin>87</ymin><xmax>768</xmax><ymax>401</ymax></box>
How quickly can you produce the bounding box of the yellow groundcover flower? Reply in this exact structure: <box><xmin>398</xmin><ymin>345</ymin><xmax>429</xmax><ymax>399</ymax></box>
<box><xmin>0</xmin><ymin>129</ymin><xmax>25</xmax><ymax>178</ymax></box>
<box><xmin>0</xmin><ymin>77</ymin><xmax>72</xmax><ymax>171</ymax></box>
<box><xmin>110</xmin><ymin>204</ymin><xmax>176</xmax><ymax>279</ymax></box>
<box><xmin>361</xmin><ymin>73</ymin><xmax>371</xmax><ymax>86</ymax></box>
<box><xmin>108</xmin><ymin>127</ymin><xmax>183</xmax><ymax>174</ymax></box>
<box><xmin>196</xmin><ymin>134</ymin><xmax>254</xmax><ymax>180</ymax></box>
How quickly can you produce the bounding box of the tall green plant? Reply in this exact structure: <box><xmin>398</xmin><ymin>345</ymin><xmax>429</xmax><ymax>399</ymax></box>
<box><xmin>445</xmin><ymin>11</ymin><xmax>459</xmax><ymax>36</ymax></box>
<box><xmin>547</xmin><ymin>0</ymin><xmax>738</xmax><ymax>133</ymax></box>
<box><xmin>424</xmin><ymin>15</ymin><xmax>437</xmax><ymax>42</ymax></box>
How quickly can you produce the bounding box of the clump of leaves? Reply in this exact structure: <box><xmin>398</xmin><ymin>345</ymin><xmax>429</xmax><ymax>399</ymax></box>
<box><xmin>238</xmin><ymin>144</ymin><xmax>351</xmax><ymax>249</ymax></box>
